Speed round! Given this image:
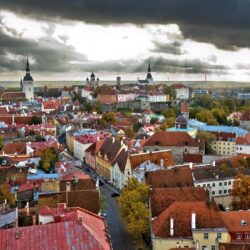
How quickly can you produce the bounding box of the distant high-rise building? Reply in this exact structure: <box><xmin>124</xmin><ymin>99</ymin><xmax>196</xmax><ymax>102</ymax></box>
<box><xmin>21</xmin><ymin>57</ymin><xmax>34</xmax><ymax>100</ymax></box>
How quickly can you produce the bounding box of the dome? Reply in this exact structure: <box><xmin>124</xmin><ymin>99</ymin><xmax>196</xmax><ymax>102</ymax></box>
<box><xmin>175</xmin><ymin>113</ymin><xmax>188</xmax><ymax>129</ymax></box>
<box><xmin>176</xmin><ymin>114</ymin><xmax>188</xmax><ymax>124</ymax></box>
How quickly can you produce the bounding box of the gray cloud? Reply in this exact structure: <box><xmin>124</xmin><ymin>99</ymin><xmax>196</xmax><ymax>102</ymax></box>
<box><xmin>1</xmin><ymin>0</ymin><xmax>250</xmax><ymax>49</ymax></box>
<box><xmin>152</xmin><ymin>41</ymin><xmax>184</xmax><ymax>55</ymax></box>
<box><xmin>135</xmin><ymin>57</ymin><xmax>229</xmax><ymax>75</ymax></box>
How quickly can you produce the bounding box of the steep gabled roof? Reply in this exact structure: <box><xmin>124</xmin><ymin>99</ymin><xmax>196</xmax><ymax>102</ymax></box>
<box><xmin>150</xmin><ymin>187</ymin><xmax>208</xmax><ymax>217</ymax></box>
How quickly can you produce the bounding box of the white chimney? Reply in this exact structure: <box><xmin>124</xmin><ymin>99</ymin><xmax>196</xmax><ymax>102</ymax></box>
<box><xmin>160</xmin><ymin>159</ymin><xmax>164</xmax><ymax>167</ymax></box>
<box><xmin>170</xmin><ymin>218</ymin><xmax>174</xmax><ymax>236</ymax></box>
<box><xmin>191</xmin><ymin>212</ymin><xmax>196</xmax><ymax>230</ymax></box>
<box><xmin>26</xmin><ymin>201</ymin><xmax>30</xmax><ymax>216</ymax></box>
<box><xmin>212</xmin><ymin>160</ymin><xmax>216</xmax><ymax>167</ymax></box>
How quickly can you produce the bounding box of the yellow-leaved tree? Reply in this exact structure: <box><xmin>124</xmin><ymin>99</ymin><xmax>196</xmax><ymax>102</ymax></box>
<box><xmin>118</xmin><ymin>178</ymin><xmax>150</xmax><ymax>249</ymax></box>
<box><xmin>231</xmin><ymin>174</ymin><xmax>250</xmax><ymax>210</ymax></box>
<box><xmin>0</xmin><ymin>183</ymin><xmax>16</xmax><ymax>207</ymax></box>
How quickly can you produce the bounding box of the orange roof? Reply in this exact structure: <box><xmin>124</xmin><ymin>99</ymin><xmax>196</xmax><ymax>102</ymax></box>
<box><xmin>145</xmin><ymin>167</ymin><xmax>193</xmax><ymax>188</ymax></box>
<box><xmin>144</xmin><ymin>131</ymin><xmax>199</xmax><ymax>147</ymax></box>
<box><xmin>219</xmin><ymin>211</ymin><xmax>250</xmax><ymax>232</ymax></box>
<box><xmin>0</xmin><ymin>141</ymin><xmax>27</xmax><ymax>155</ymax></box>
<box><xmin>150</xmin><ymin>187</ymin><xmax>208</xmax><ymax>217</ymax></box>
<box><xmin>152</xmin><ymin>201</ymin><xmax>225</xmax><ymax>238</ymax></box>
<box><xmin>1</xmin><ymin>92</ymin><xmax>26</xmax><ymax>99</ymax></box>
<box><xmin>130</xmin><ymin>150</ymin><xmax>174</xmax><ymax>169</ymax></box>
<box><xmin>85</xmin><ymin>141</ymin><xmax>104</xmax><ymax>155</ymax></box>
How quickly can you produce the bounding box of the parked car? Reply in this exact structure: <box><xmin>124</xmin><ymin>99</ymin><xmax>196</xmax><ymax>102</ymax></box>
<box><xmin>111</xmin><ymin>192</ymin><xmax>120</xmax><ymax>197</ymax></box>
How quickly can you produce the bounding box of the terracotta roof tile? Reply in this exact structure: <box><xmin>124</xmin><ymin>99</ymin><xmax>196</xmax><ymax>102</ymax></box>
<box><xmin>183</xmin><ymin>153</ymin><xmax>203</xmax><ymax>163</ymax></box>
<box><xmin>150</xmin><ymin>187</ymin><xmax>208</xmax><ymax>217</ymax></box>
<box><xmin>219</xmin><ymin>243</ymin><xmax>250</xmax><ymax>250</ymax></box>
<box><xmin>0</xmin><ymin>141</ymin><xmax>27</xmax><ymax>155</ymax></box>
<box><xmin>152</xmin><ymin>201</ymin><xmax>225</xmax><ymax>238</ymax></box>
<box><xmin>144</xmin><ymin>131</ymin><xmax>199</xmax><ymax>147</ymax></box>
<box><xmin>1</xmin><ymin>92</ymin><xmax>26</xmax><ymax>99</ymax></box>
<box><xmin>145</xmin><ymin>167</ymin><xmax>193</xmax><ymax>188</ymax></box>
<box><xmin>130</xmin><ymin>150</ymin><xmax>174</xmax><ymax>169</ymax></box>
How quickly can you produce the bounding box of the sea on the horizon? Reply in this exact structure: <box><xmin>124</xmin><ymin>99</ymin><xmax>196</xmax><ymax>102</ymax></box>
<box><xmin>0</xmin><ymin>80</ymin><xmax>250</xmax><ymax>89</ymax></box>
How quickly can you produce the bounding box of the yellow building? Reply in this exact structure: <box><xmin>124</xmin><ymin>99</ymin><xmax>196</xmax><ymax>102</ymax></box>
<box><xmin>210</xmin><ymin>132</ymin><xmax>236</xmax><ymax>156</ymax></box>
<box><xmin>95</xmin><ymin>137</ymin><xmax>125</xmax><ymax>181</ymax></box>
<box><xmin>151</xmin><ymin>201</ymin><xmax>230</xmax><ymax>250</ymax></box>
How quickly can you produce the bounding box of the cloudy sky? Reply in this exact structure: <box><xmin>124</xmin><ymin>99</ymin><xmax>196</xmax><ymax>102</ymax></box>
<box><xmin>1</xmin><ymin>0</ymin><xmax>250</xmax><ymax>81</ymax></box>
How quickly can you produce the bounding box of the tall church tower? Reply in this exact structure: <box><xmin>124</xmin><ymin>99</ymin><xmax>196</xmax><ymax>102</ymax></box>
<box><xmin>22</xmin><ymin>57</ymin><xmax>34</xmax><ymax>100</ymax></box>
<box><xmin>146</xmin><ymin>60</ymin><xmax>153</xmax><ymax>83</ymax></box>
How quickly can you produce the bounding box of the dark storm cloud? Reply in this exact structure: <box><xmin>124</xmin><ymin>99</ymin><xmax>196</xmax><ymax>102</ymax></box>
<box><xmin>135</xmin><ymin>57</ymin><xmax>229</xmax><ymax>75</ymax></box>
<box><xmin>1</xmin><ymin>0</ymin><xmax>250</xmax><ymax>49</ymax></box>
<box><xmin>151</xmin><ymin>41</ymin><xmax>184</xmax><ymax>55</ymax></box>
<box><xmin>0</xmin><ymin>19</ymin><xmax>86</xmax><ymax>73</ymax></box>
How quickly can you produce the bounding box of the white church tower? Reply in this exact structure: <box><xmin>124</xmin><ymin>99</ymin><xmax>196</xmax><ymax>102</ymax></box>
<box><xmin>22</xmin><ymin>57</ymin><xmax>34</xmax><ymax>100</ymax></box>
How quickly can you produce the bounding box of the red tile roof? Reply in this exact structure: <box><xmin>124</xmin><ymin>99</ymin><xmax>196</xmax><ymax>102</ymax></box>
<box><xmin>212</xmin><ymin>131</ymin><xmax>236</xmax><ymax>141</ymax></box>
<box><xmin>145</xmin><ymin>167</ymin><xmax>193</xmax><ymax>188</ymax></box>
<box><xmin>152</xmin><ymin>201</ymin><xmax>225</xmax><ymax>238</ymax></box>
<box><xmin>219</xmin><ymin>243</ymin><xmax>250</xmax><ymax>250</ymax></box>
<box><xmin>130</xmin><ymin>150</ymin><xmax>174</xmax><ymax>169</ymax></box>
<box><xmin>85</xmin><ymin>141</ymin><xmax>104</xmax><ymax>155</ymax></box>
<box><xmin>144</xmin><ymin>131</ymin><xmax>199</xmax><ymax>147</ymax></box>
<box><xmin>61</xmin><ymin>172</ymin><xmax>91</xmax><ymax>181</ymax></box>
<box><xmin>0</xmin><ymin>220</ymin><xmax>109</xmax><ymax>250</ymax></box>
<box><xmin>172</xmin><ymin>83</ymin><xmax>188</xmax><ymax>89</ymax></box>
<box><xmin>150</xmin><ymin>187</ymin><xmax>208</xmax><ymax>217</ymax></box>
<box><xmin>241</xmin><ymin>110</ymin><xmax>250</xmax><ymax>121</ymax></box>
<box><xmin>236</xmin><ymin>136</ymin><xmax>250</xmax><ymax>145</ymax></box>
<box><xmin>183</xmin><ymin>153</ymin><xmax>203</xmax><ymax>163</ymax></box>
<box><xmin>1</xmin><ymin>92</ymin><xmax>26</xmax><ymax>99</ymax></box>
<box><xmin>0</xmin><ymin>142</ymin><xmax>27</xmax><ymax>155</ymax></box>
<box><xmin>18</xmin><ymin>183</ymin><xmax>33</xmax><ymax>193</ymax></box>
<box><xmin>219</xmin><ymin>211</ymin><xmax>250</xmax><ymax>232</ymax></box>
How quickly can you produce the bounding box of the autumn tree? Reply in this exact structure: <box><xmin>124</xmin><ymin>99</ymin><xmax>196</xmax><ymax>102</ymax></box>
<box><xmin>231</xmin><ymin>174</ymin><xmax>250</xmax><ymax>210</ymax></box>
<box><xmin>196</xmin><ymin>131</ymin><xmax>216</xmax><ymax>154</ymax></box>
<box><xmin>0</xmin><ymin>135</ymin><xmax>4</xmax><ymax>150</ymax></box>
<box><xmin>0</xmin><ymin>183</ymin><xmax>16</xmax><ymax>207</ymax></box>
<box><xmin>39</xmin><ymin>147</ymin><xmax>58</xmax><ymax>173</ymax></box>
<box><xmin>124</xmin><ymin>127</ymin><xmax>135</xmax><ymax>139</ymax></box>
<box><xmin>118</xmin><ymin>178</ymin><xmax>150</xmax><ymax>248</ymax></box>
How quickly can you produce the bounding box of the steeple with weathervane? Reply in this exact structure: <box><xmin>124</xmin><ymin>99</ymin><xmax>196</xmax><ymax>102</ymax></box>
<box><xmin>22</xmin><ymin>56</ymin><xmax>34</xmax><ymax>100</ymax></box>
<box><xmin>146</xmin><ymin>60</ymin><xmax>153</xmax><ymax>83</ymax></box>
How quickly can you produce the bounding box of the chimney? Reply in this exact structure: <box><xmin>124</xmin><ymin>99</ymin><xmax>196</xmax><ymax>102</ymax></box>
<box><xmin>191</xmin><ymin>212</ymin><xmax>196</xmax><ymax>230</ymax></box>
<box><xmin>160</xmin><ymin>158</ymin><xmax>164</xmax><ymax>167</ymax></box>
<box><xmin>189</xmin><ymin>162</ymin><xmax>193</xmax><ymax>169</ymax></box>
<box><xmin>15</xmin><ymin>229</ymin><xmax>20</xmax><ymax>239</ymax></box>
<box><xmin>170</xmin><ymin>218</ymin><xmax>174</xmax><ymax>236</ymax></box>
<box><xmin>212</xmin><ymin>161</ymin><xmax>216</xmax><ymax>167</ymax></box>
<box><xmin>25</xmin><ymin>201</ymin><xmax>30</xmax><ymax>216</ymax></box>
<box><xmin>78</xmin><ymin>217</ymin><xmax>83</xmax><ymax>224</ymax></box>
<box><xmin>60</xmin><ymin>214</ymin><xmax>65</xmax><ymax>222</ymax></box>
<box><xmin>32</xmin><ymin>215</ymin><xmax>36</xmax><ymax>225</ymax></box>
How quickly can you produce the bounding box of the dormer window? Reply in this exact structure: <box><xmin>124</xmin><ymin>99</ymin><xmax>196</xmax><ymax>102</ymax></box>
<box><xmin>236</xmin><ymin>233</ymin><xmax>242</xmax><ymax>240</ymax></box>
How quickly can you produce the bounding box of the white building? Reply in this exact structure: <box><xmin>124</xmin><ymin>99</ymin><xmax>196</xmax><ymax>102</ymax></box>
<box><xmin>21</xmin><ymin>57</ymin><xmax>34</xmax><ymax>101</ymax></box>
<box><xmin>236</xmin><ymin>136</ymin><xmax>250</xmax><ymax>154</ymax></box>
<box><xmin>172</xmin><ymin>84</ymin><xmax>189</xmax><ymax>100</ymax></box>
<box><xmin>192</xmin><ymin>166</ymin><xmax>250</xmax><ymax>207</ymax></box>
<box><xmin>148</xmin><ymin>94</ymin><xmax>167</xmax><ymax>103</ymax></box>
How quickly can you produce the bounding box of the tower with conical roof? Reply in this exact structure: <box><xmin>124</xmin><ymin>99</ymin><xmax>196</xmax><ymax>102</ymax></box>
<box><xmin>146</xmin><ymin>60</ymin><xmax>153</xmax><ymax>83</ymax></box>
<box><xmin>22</xmin><ymin>56</ymin><xmax>34</xmax><ymax>100</ymax></box>
<box><xmin>86</xmin><ymin>70</ymin><xmax>99</xmax><ymax>86</ymax></box>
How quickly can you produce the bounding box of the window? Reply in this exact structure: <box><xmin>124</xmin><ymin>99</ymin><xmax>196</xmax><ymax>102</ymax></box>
<box><xmin>211</xmin><ymin>246</ymin><xmax>215</xmax><ymax>250</ymax></box>
<box><xmin>202</xmin><ymin>246</ymin><xmax>207</xmax><ymax>250</ymax></box>
<box><xmin>224</xmin><ymin>190</ymin><xmax>227</xmax><ymax>194</ymax></box>
<box><xmin>219</xmin><ymin>182</ymin><xmax>222</xmax><ymax>186</ymax></box>
<box><xmin>203</xmin><ymin>184</ymin><xmax>206</xmax><ymax>187</ymax></box>
<box><xmin>224</xmin><ymin>182</ymin><xmax>227</xmax><ymax>186</ymax></box>
<box><xmin>212</xmin><ymin>191</ymin><xmax>215</xmax><ymax>195</ymax></box>
<box><xmin>219</xmin><ymin>190</ymin><xmax>222</xmax><ymax>194</ymax></box>
<box><xmin>217</xmin><ymin>233</ymin><xmax>222</xmax><ymax>239</ymax></box>
<box><xmin>236</xmin><ymin>234</ymin><xmax>242</xmax><ymax>240</ymax></box>
<box><xmin>245</xmin><ymin>234</ymin><xmax>250</xmax><ymax>239</ymax></box>
<box><xmin>228</xmin><ymin>181</ymin><xmax>231</xmax><ymax>185</ymax></box>
<box><xmin>212</xmin><ymin>183</ymin><xmax>215</xmax><ymax>187</ymax></box>
<box><xmin>204</xmin><ymin>233</ymin><xmax>209</xmax><ymax>239</ymax></box>
<box><xmin>228</xmin><ymin>189</ymin><xmax>231</xmax><ymax>193</ymax></box>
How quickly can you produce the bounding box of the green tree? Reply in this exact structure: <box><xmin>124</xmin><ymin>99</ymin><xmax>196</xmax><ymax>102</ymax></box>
<box><xmin>29</xmin><ymin>116</ymin><xmax>42</xmax><ymax>125</ymax></box>
<box><xmin>102</xmin><ymin>112</ymin><xmax>115</xmax><ymax>125</ymax></box>
<box><xmin>118</xmin><ymin>178</ymin><xmax>150</xmax><ymax>247</ymax></box>
<box><xmin>124</xmin><ymin>127</ymin><xmax>136</xmax><ymax>139</ymax></box>
<box><xmin>196</xmin><ymin>131</ymin><xmax>216</xmax><ymax>154</ymax></box>
<box><xmin>164</xmin><ymin>86</ymin><xmax>175</xmax><ymax>99</ymax></box>
<box><xmin>39</xmin><ymin>147</ymin><xmax>58</xmax><ymax>173</ymax></box>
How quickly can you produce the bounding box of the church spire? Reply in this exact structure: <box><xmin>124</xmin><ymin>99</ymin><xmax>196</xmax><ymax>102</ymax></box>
<box><xmin>148</xmin><ymin>60</ymin><xmax>151</xmax><ymax>73</ymax></box>
<box><xmin>26</xmin><ymin>56</ymin><xmax>30</xmax><ymax>73</ymax></box>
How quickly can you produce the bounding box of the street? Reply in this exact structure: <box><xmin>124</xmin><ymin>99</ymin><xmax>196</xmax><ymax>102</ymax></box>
<box><xmin>81</xmin><ymin>163</ymin><xmax>135</xmax><ymax>250</ymax></box>
<box><xmin>100</xmin><ymin>184</ymin><xmax>135</xmax><ymax>250</ymax></box>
